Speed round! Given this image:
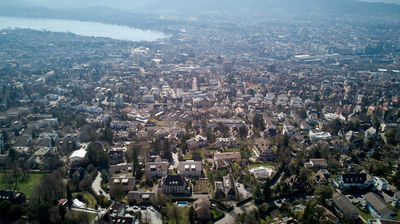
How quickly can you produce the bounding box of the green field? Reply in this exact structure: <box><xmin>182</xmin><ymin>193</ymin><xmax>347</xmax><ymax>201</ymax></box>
<box><xmin>0</xmin><ymin>172</ymin><xmax>48</xmax><ymax>198</ymax></box>
<box><xmin>249</xmin><ymin>163</ymin><xmax>271</xmax><ymax>168</ymax></box>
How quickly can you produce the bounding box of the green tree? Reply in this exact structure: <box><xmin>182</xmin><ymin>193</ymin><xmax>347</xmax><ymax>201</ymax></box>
<box><xmin>252</xmin><ymin>114</ymin><xmax>265</xmax><ymax>131</ymax></box>
<box><xmin>87</xmin><ymin>142</ymin><xmax>109</xmax><ymax>168</ymax></box>
<box><xmin>253</xmin><ymin>184</ymin><xmax>263</xmax><ymax>205</ymax></box>
<box><xmin>314</xmin><ymin>185</ymin><xmax>333</xmax><ymax>205</ymax></box>
<box><xmin>110</xmin><ymin>185</ymin><xmax>125</xmax><ymax>202</ymax></box>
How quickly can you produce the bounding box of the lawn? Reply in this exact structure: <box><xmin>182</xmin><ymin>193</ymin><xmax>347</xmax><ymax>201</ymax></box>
<box><xmin>165</xmin><ymin>203</ymin><xmax>189</xmax><ymax>224</ymax></box>
<box><xmin>82</xmin><ymin>192</ymin><xmax>97</xmax><ymax>209</ymax></box>
<box><xmin>359</xmin><ymin>209</ymin><xmax>374</xmax><ymax>221</ymax></box>
<box><xmin>0</xmin><ymin>172</ymin><xmax>47</xmax><ymax>198</ymax></box>
<box><xmin>67</xmin><ymin>210</ymin><xmax>97</xmax><ymax>223</ymax></box>
<box><xmin>211</xmin><ymin>208</ymin><xmax>224</xmax><ymax>220</ymax></box>
<box><xmin>249</xmin><ymin>163</ymin><xmax>271</xmax><ymax>168</ymax></box>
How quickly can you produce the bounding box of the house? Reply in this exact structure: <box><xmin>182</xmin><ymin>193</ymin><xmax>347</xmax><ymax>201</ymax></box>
<box><xmin>0</xmin><ymin>190</ymin><xmax>26</xmax><ymax>204</ymax></box>
<box><xmin>373</xmin><ymin>177</ymin><xmax>389</xmax><ymax>191</ymax></box>
<box><xmin>69</xmin><ymin>167</ymin><xmax>85</xmax><ymax>182</ymax></box>
<box><xmin>215</xmin><ymin>137</ymin><xmax>237</xmax><ymax>148</ymax></box>
<box><xmin>307</xmin><ymin>158</ymin><xmax>328</xmax><ymax>169</ymax></box>
<box><xmin>214</xmin><ymin>174</ymin><xmax>238</xmax><ymax>201</ymax></box>
<box><xmin>313</xmin><ymin>169</ymin><xmax>329</xmax><ymax>185</ymax></box>
<box><xmin>159</xmin><ymin>175</ymin><xmax>191</xmax><ymax>196</ymax></box>
<box><xmin>259</xmin><ymin>148</ymin><xmax>277</xmax><ymax>161</ymax></box>
<box><xmin>110</xmin><ymin>163</ymin><xmax>133</xmax><ymax>175</ymax></box>
<box><xmin>332</xmin><ymin>192</ymin><xmax>359</xmax><ymax>221</ymax></box>
<box><xmin>250</xmin><ymin>166</ymin><xmax>274</xmax><ymax>180</ymax></box>
<box><xmin>285</xmin><ymin>175</ymin><xmax>306</xmax><ymax>192</ymax></box>
<box><xmin>127</xmin><ymin>189</ymin><xmax>155</xmax><ymax>204</ymax></box>
<box><xmin>334</xmin><ymin>173</ymin><xmax>373</xmax><ymax>190</ymax></box>
<box><xmin>145</xmin><ymin>158</ymin><xmax>168</xmax><ymax>178</ymax></box>
<box><xmin>101</xmin><ymin>202</ymin><xmax>135</xmax><ymax>224</ymax></box>
<box><xmin>109</xmin><ymin>147</ymin><xmax>126</xmax><ymax>165</ymax></box>
<box><xmin>364</xmin><ymin>192</ymin><xmax>397</xmax><ymax>220</ymax></box>
<box><xmin>186</xmin><ymin>135</ymin><xmax>207</xmax><ymax>151</ymax></box>
<box><xmin>365</xmin><ymin>127</ymin><xmax>378</xmax><ymax>141</ymax></box>
<box><xmin>109</xmin><ymin>176</ymin><xmax>135</xmax><ymax>192</ymax></box>
<box><xmin>214</xmin><ymin>151</ymin><xmax>241</xmax><ymax>170</ymax></box>
<box><xmin>178</xmin><ymin>160</ymin><xmax>202</xmax><ymax>177</ymax></box>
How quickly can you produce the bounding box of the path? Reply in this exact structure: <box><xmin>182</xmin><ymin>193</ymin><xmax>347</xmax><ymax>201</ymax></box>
<box><xmin>92</xmin><ymin>171</ymin><xmax>110</xmax><ymax>199</ymax></box>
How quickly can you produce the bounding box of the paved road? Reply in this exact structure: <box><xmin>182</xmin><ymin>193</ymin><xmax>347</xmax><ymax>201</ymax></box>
<box><xmin>92</xmin><ymin>171</ymin><xmax>110</xmax><ymax>199</ymax></box>
<box><xmin>216</xmin><ymin>200</ymin><xmax>257</xmax><ymax>224</ymax></box>
<box><xmin>170</xmin><ymin>152</ymin><xmax>179</xmax><ymax>169</ymax></box>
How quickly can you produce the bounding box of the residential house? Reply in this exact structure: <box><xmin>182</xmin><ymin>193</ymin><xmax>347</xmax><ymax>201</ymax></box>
<box><xmin>364</xmin><ymin>192</ymin><xmax>397</xmax><ymax>220</ymax></box>
<box><xmin>259</xmin><ymin>148</ymin><xmax>277</xmax><ymax>161</ymax></box>
<box><xmin>109</xmin><ymin>176</ymin><xmax>135</xmax><ymax>192</ymax></box>
<box><xmin>178</xmin><ymin>160</ymin><xmax>202</xmax><ymax>178</ymax></box>
<box><xmin>186</xmin><ymin>135</ymin><xmax>207</xmax><ymax>151</ymax></box>
<box><xmin>394</xmin><ymin>191</ymin><xmax>400</xmax><ymax>209</ymax></box>
<box><xmin>159</xmin><ymin>175</ymin><xmax>192</xmax><ymax>196</ymax></box>
<box><xmin>215</xmin><ymin>137</ymin><xmax>237</xmax><ymax>148</ymax></box>
<box><xmin>313</xmin><ymin>169</ymin><xmax>329</xmax><ymax>185</ymax></box>
<box><xmin>127</xmin><ymin>189</ymin><xmax>155</xmax><ymax>204</ymax></box>
<box><xmin>334</xmin><ymin>173</ymin><xmax>373</xmax><ymax>190</ymax></box>
<box><xmin>101</xmin><ymin>202</ymin><xmax>135</xmax><ymax>224</ymax></box>
<box><xmin>214</xmin><ymin>174</ymin><xmax>238</xmax><ymax>201</ymax></box>
<box><xmin>145</xmin><ymin>157</ymin><xmax>168</xmax><ymax>178</ymax></box>
<box><xmin>332</xmin><ymin>192</ymin><xmax>359</xmax><ymax>221</ymax></box>
<box><xmin>110</xmin><ymin>163</ymin><xmax>133</xmax><ymax>175</ymax></box>
<box><xmin>214</xmin><ymin>151</ymin><xmax>241</xmax><ymax>170</ymax></box>
<box><xmin>0</xmin><ymin>190</ymin><xmax>26</xmax><ymax>204</ymax></box>
<box><xmin>109</xmin><ymin>147</ymin><xmax>126</xmax><ymax>165</ymax></box>
<box><xmin>305</xmin><ymin>158</ymin><xmax>328</xmax><ymax>169</ymax></box>
<box><xmin>373</xmin><ymin>177</ymin><xmax>389</xmax><ymax>191</ymax></box>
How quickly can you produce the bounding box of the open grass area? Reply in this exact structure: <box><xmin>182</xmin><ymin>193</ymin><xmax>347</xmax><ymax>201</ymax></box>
<box><xmin>165</xmin><ymin>203</ymin><xmax>189</xmax><ymax>224</ymax></box>
<box><xmin>67</xmin><ymin>210</ymin><xmax>97</xmax><ymax>223</ymax></box>
<box><xmin>359</xmin><ymin>209</ymin><xmax>374</xmax><ymax>221</ymax></box>
<box><xmin>0</xmin><ymin>172</ymin><xmax>48</xmax><ymax>198</ymax></box>
<box><xmin>82</xmin><ymin>192</ymin><xmax>97</xmax><ymax>209</ymax></box>
<box><xmin>249</xmin><ymin>163</ymin><xmax>271</xmax><ymax>168</ymax></box>
<box><xmin>211</xmin><ymin>208</ymin><xmax>224</xmax><ymax>220</ymax></box>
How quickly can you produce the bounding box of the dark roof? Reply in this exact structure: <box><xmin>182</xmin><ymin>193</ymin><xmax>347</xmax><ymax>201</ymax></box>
<box><xmin>341</xmin><ymin>173</ymin><xmax>366</xmax><ymax>184</ymax></box>
<box><xmin>332</xmin><ymin>193</ymin><xmax>359</xmax><ymax>218</ymax></box>
<box><xmin>163</xmin><ymin>175</ymin><xmax>188</xmax><ymax>187</ymax></box>
<box><xmin>364</xmin><ymin>192</ymin><xmax>396</xmax><ymax>217</ymax></box>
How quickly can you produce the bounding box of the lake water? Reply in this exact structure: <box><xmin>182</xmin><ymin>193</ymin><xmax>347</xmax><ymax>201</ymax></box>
<box><xmin>0</xmin><ymin>16</ymin><xmax>167</xmax><ymax>42</ymax></box>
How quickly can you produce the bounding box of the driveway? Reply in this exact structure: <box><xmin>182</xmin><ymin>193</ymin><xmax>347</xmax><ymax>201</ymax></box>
<box><xmin>92</xmin><ymin>171</ymin><xmax>110</xmax><ymax>199</ymax></box>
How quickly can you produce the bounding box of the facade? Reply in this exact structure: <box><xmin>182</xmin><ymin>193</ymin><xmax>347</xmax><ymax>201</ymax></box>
<box><xmin>159</xmin><ymin>175</ymin><xmax>192</xmax><ymax>196</ymax></box>
<box><xmin>127</xmin><ymin>189</ymin><xmax>155</xmax><ymax>204</ymax></box>
<box><xmin>145</xmin><ymin>161</ymin><xmax>168</xmax><ymax>178</ymax></box>
<box><xmin>332</xmin><ymin>192</ymin><xmax>359</xmax><ymax>221</ymax></box>
<box><xmin>373</xmin><ymin>177</ymin><xmax>389</xmax><ymax>191</ymax></box>
<box><xmin>178</xmin><ymin>160</ymin><xmax>202</xmax><ymax>177</ymax></box>
<box><xmin>334</xmin><ymin>173</ymin><xmax>373</xmax><ymax>190</ymax></box>
<box><xmin>110</xmin><ymin>163</ymin><xmax>133</xmax><ymax>175</ymax></box>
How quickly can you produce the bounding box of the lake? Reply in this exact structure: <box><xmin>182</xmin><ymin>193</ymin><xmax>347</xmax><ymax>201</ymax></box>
<box><xmin>0</xmin><ymin>16</ymin><xmax>167</xmax><ymax>42</ymax></box>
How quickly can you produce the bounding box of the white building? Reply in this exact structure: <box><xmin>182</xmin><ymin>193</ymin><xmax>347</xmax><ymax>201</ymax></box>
<box><xmin>69</xmin><ymin>146</ymin><xmax>87</xmax><ymax>163</ymax></box>
<box><xmin>309</xmin><ymin>130</ymin><xmax>331</xmax><ymax>141</ymax></box>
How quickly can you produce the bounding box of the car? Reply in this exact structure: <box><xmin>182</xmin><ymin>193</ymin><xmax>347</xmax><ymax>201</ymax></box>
<box><xmin>237</xmin><ymin>183</ymin><xmax>240</xmax><ymax>187</ymax></box>
<box><xmin>150</xmin><ymin>207</ymin><xmax>156</xmax><ymax>212</ymax></box>
<box><xmin>133</xmin><ymin>206</ymin><xmax>139</xmax><ymax>210</ymax></box>
<box><xmin>140</xmin><ymin>206</ymin><xmax>147</xmax><ymax>210</ymax></box>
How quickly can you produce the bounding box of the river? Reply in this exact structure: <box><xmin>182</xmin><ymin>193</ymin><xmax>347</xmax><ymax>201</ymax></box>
<box><xmin>0</xmin><ymin>16</ymin><xmax>167</xmax><ymax>42</ymax></box>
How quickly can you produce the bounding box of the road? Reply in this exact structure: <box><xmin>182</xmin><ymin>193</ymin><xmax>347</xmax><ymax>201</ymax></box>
<box><xmin>216</xmin><ymin>200</ymin><xmax>257</xmax><ymax>224</ymax></box>
<box><xmin>92</xmin><ymin>171</ymin><xmax>110</xmax><ymax>199</ymax></box>
<box><xmin>170</xmin><ymin>152</ymin><xmax>179</xmax><ymax>169</ymax></box>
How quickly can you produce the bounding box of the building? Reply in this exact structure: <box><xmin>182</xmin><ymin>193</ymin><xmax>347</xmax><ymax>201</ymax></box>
<box><xmin>145</xmin><ymin>160</ymin><xmax>168</xmax><ymax>178</ymax></box>
<box><xmin>109</xmin><ymin>176</ymin><xmax>135</xmax><ymax>192</ymax></box>
<box><xmin>332</xmin><ymin>192</ymin><xmax>359</xmax><ymax>221</ymax></box>
<box><xmin>334</xmin><ymin>173</ymin><xmax>373</xmax><ymax>190</ymax></box>
<box><xmin>214</xmin><ymin>174</ymin><xmax>238</xmax><ymax>201</ymax></box>
<box><xmin>127</xmin><ymin>189</ymin><xmax>155</xmax><ymax>204</ymax></box>
<box><xmin>249</xmin><ymin>166</ymin><xmax>274</xmax><ymax>180</ymax></box>
<box><xmin>0</xmin><ymin>190</ymin><xmax>26</xmax><ymax>204</ymax></box>
<box><xmin>214</xmin><ymin>151</ymin><xmax>241</xmax><ymax>170</ymax></box>
<box><xmin>69</xmin><ymin>148</ymin><xmax>87</xmax><ymax>163</ymax></box>
<box><xmin>364</xmin><ymin>192</ymin><xmax>397</xmax><ymax>220</ymax></box>
<box><xmin>215</xmin><ymin>137</ymin><xmax>237</xmax><ymax>148</ymax></box>
<box><xmin>101</xmin><ymin>202</ymin><xmax>135</xmax><ymax>224</ymax></box>
<box><xmin>109</xmin><ymin>148</ymin><xmax>126</xmax><ymax>165</ymax></box>
<box><xmin>159</xmin><ymin>175</ymin><xmax>192</xmax><ymax>196</ymax></box>
<box><xmin>373</xmin><ymin>177</ymin><xmax>389</xmax><ymax>191</ymax></box>
<box><xmin>305</xmin><ymin>158</ymin><xmax>328</xmax><ymax>169</ymax></box>
<box><xmin>178</xmin><ymin>160</ymin><xmax>202</xmax><ymax>177</ymax></box>
<box><xmin>110</xmin><ymin>163</ymin><xmax>133</xmax><ymax>175</ymax></box>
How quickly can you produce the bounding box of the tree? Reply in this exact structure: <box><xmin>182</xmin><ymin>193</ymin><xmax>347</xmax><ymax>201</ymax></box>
<box><xmin>110</xmin><ymin>185</ymin><xmax>125</xmax><ymax>202</ymax></box>
<box><xmin>263</xmin><ymin>179</ymin><xmax>271</xmax><ymax>202</ymax></box>
<box><xmin>102</xmin><ymin>126</ymin><xmax>113</xmax><ymax>143</ymax></box>
<box><xmin>2</xmin><ymin>130</ymin><xmax>8</xmax><ymax>144</ymax></box>
<box><xmin>253</xmin><ymin>184</ymin><xmax>263</xmax><ymax>205</ymax></box>
<box><xmin>189</xmin><ymin>206</ymin><xmax>196</xmax><ymax>224</ymax></box>
<box><xmin>252</xmin><ymin>114</ymin><xmax>265</xmax><ymax>131</ymax></box>
<box><xmin>314</xmin><ymin>185</ymin><xmax>333</xmax><ymax>205</ymax></box>
<box><xmin>87</xmin><ymin>142</ymin><xmax>109</xmax><ymax>168</ymax></box>
<box><xmin>66</xmin><ymin>185</ymin><xmax>72</xmax><ymax>209</ymax></box>
<box><xmin>239</xmin><ymin>125</ymin><xmax>247</xmax><ymax>139</ymax></box>
<box><xmin>195</xmin><ymin>199</ymin><xmax>211</xmax><ymax>223</ymax></box>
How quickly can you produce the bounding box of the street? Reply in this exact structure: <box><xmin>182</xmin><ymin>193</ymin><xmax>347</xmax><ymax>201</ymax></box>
<box><xmin>92</xmin><ymin>171</ymin><xmax>110</xmax><ymax>199</ymax></box>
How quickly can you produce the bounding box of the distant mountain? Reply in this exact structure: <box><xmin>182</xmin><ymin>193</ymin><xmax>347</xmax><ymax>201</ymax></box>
<box><xmin>1</xmin><ymin>0</ymin><xmax>400</xmax><ymax>22</ymax></box>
